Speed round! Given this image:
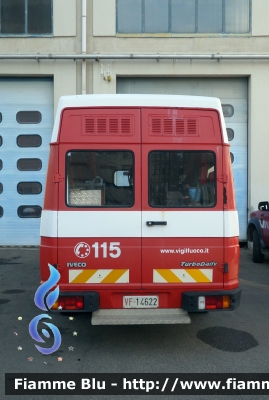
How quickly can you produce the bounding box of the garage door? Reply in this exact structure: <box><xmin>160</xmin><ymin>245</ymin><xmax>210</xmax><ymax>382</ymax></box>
<box><xmin>117</xmin><ymin>77</ymin><xmax>248</xmax><ymax>241</ymax></box>
<box><xmin>0</xmin><ymin>78</ymin><xmax>53</xmax><ymax>245</ymax></box>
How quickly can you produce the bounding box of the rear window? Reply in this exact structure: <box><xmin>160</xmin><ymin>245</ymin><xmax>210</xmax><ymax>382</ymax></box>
<box><xmin>149</xmin><ymin>151</ymin><xmax>216</xmax><ymax>208</ymax></box>
<box><xmin>66</xmin><ymin>151</ymin><xmax>134</xmax><ymax>207</ymax></box>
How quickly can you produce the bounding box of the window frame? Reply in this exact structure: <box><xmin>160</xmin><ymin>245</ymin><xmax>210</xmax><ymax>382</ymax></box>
<box><xmin>116</xmin><ymin>0</ymin><xmax>252</xmax><ymax>36</ymax></box>
<box><xmin>65</xmin><ymin>150</ymin><xmax>135</xmax><ymax>209</ymax></box>
<box><xmin>0</xmin><ymin>0</ymin><xmax>53</xmax><ymax>37</ymax></box>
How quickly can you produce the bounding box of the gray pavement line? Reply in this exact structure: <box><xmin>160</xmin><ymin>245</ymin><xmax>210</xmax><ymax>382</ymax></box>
<box><xmin>240</xmin><ymin>278</ymin><xmax>269</xmax><ymax>290</ymax></box>
<box><xmin>0</xmin><ymin>245</ymin><xmax>39</xmax><ymax>248</ymax></box>
<box><xmin>0</xmin><ymin>247</ymin><xmax>39</xmax><ymax>250</ymax></box>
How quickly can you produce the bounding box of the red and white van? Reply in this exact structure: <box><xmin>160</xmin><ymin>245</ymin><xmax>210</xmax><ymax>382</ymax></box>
<box><xmin>40</xmin><ymin>94</ymin><xmax>241</xmax><ymax>324</ymax></box>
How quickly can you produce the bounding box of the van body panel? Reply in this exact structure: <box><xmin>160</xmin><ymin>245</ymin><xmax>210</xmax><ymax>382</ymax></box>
<box><xmin>40</xmin><ymin>236</ymin><xmax>58</xmax><ymax>283</ymax></box>
<box><xmin>141</xmin><ymin>236</ymin><xmax>224</xmax><ymax>290</ymax></box>
<box><xmin>222</xmin><ymin>144</ymin><xmax>237</xmax><ymax>211</ymax></box>
<box><xmin>59</xmin><ymin>108</ymin><xmax>141</xmax><ymax>144</ymax></box>
<box><xmin>40</xmin><ymin>209</ymin><xmax>239</xmax><ymax>239</ymax></box>
<box><xmin>43</xmin><ymin>144</ymin><xmax>59</xmax><ymax>210</ymax></box>
<box><xmin>223</xmin><ymin>237</ymin><xmax>240</xmax><ymax>289</ymax></box>
<box><xmin>141</xmin><ymin>108</ymin><xmax>222</xmax><ymax>144</ymax></box>
<box><xmin>51</xmin><ymin>95</ymin><xmax>228</xmax><ymax>144</ymax></box>
<box><xmin>57</xmin><ymin>237</ymin><xmax>142</xmax><ymax>290</ymax></box>
<box><xmin>57</xmin><ymin>211</ymin><xmax>141</xmax><ymax>237</ymax></box>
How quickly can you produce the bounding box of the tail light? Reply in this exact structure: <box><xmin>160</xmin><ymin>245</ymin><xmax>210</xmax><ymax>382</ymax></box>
<box><xmin>198</xmin><ymin>295</ymin><xmax>230</xmax><ymax>310</ymax></box>
<box><xmin>51</xmin><ymin>296</ymin><xmax>84</xmax><ymax>310</ymax></box>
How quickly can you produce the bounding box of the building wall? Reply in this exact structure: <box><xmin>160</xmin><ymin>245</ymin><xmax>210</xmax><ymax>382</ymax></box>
<box><xmin>0</xmin><ymin>0</ymin><xmax>78</xmax><ymax>114</ymax></box>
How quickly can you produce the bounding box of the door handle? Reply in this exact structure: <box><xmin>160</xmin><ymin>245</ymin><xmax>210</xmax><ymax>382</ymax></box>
<box><xmin>146</xmin><ymin>221</ymin><xmax>167</xmax><ymax>227</ymax></box>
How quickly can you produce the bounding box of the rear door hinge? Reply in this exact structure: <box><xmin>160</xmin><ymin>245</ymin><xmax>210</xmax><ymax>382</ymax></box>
<box><xmin>53</xmin><ymin>173</ymin><xmax>64</xmax><ymax>183</ymax></box>
<box><xmin>223</xmin><ymin>187</ymin><xmax>227</xmax><ymax>204</ymax></box>
<box><xmin>218</xmin><ymin>263</ymin><xmax>229</xmax><ymax>273</ymax></box>
<box><xmin>53</xmin><ymin>264</ymin><xmax>64</xmax><ymax>271</ymax></box>
<box><xmin>223</xmin><ymin>263</ymin><xmax>229</xmax><ymax>273</ymax></box>
<box><xmin>217</xmin><ymin>174</ymin><xmax>228</xmax><ymax>183</ymax></box>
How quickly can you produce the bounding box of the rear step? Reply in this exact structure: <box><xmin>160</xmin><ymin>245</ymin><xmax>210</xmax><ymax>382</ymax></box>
<box><xmin>91</xmin><ymin>308</ymin><xmax>191</xmax><ymax>325</ymax></box>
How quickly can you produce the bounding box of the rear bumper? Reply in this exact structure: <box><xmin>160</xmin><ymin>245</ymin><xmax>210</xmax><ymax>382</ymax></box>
<box><xmin>54</xmin><ymin>288</ymin><xmax>241</xmax><ymax>313</ymax></box>
<box><xmin>182</xmin><ymin>288</ymin><xmax>241</xmax><ymax>312</ymax></box>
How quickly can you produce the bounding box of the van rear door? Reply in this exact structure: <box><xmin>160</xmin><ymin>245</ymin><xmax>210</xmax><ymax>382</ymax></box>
<box><xmin>56</xmin><ymin>108</ymin><xmax>142</xmax><ymax>293</ymax></box>
<box><xmin>141</xmin><ymin>108</ymin><xmax>225</xmax><ymax>292</ymax></box>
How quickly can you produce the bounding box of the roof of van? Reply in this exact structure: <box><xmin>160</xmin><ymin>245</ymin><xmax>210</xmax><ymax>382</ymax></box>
<box><xmin>52</xmin><ymin>94</ymin><xmax>227</xmax><ymax>143</ymax></box>
<box><xmin>56</xmin><ymin>93</ymin><xmax>223</xmax><ymax>110</ymax></box>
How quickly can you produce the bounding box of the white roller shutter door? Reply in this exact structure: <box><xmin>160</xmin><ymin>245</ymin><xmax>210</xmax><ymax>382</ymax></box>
<box><xmin>0</xmin><ymin>78</ymin><xmax>53</xmax><ymax>245</ymax></box>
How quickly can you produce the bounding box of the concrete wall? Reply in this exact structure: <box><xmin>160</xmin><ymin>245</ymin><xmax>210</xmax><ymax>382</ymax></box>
<box><xmin>252</xmin><ymin>0</ymin><xmax>269</xmax><ymax>37</ymax></box>
<box><xmin>53</xmin><ymin>0</ymin><xmax>77</xmax><ymax>36</ymax></box>
<box><xmin>93</xmin><ymin>0</ymin><xmax>115</xmax><ymax>36</ymax></box>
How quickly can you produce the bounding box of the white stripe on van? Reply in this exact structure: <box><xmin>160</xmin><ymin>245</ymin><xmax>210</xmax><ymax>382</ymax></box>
<box><xmin>40</xmin><ymin>210</ymin><xmax>238</xmax><ymax>238</ymax></box>
<box><xmin>141</xmin><ymin>211</ymin><xmax>224</xmax><ymax>238</ymax></box>
<box><xmin>40</xmin><ymin>210</ymin><xmax>58</xmax><ymax>237</ymax></box>
<box><xmin>224</xmin><ymin>210</ymin><xmax>239</xmax><ymax>237</ymax></box>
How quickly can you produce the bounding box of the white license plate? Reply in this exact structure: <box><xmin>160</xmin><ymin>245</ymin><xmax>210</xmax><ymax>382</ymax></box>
<box><xmin>123</xmin><ymin>296</ymin><xmax>159</xmax><ymax>309</ymax></box>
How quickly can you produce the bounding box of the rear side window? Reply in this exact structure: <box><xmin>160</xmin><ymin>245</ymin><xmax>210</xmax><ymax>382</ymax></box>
<box><xmin>149</xmin><ymin>151</ymin><xmax>216</xmax><ymax>207</ymax></box>
<box><xmin>66</xmin><ymin>151</ymin><xmax>134</xmax><ymax>207</ymax></box>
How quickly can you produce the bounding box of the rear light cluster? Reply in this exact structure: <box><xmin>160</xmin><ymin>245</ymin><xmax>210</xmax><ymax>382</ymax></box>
<box><xmin>198</xmin><ymin>295</ymin><xmax>230</xmax><ymax>310</ymax></box>
<box><xmin>51</xmin><ymin>296</ymin><xmax>84</xmax><ymax>310</ymax></box>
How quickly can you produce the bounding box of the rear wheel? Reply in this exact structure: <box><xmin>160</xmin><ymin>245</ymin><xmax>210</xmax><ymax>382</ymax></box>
<box><xmin>253</xmin><ymin>229</ymin><xmax>264</xmax><ymax>263</ymax></box>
